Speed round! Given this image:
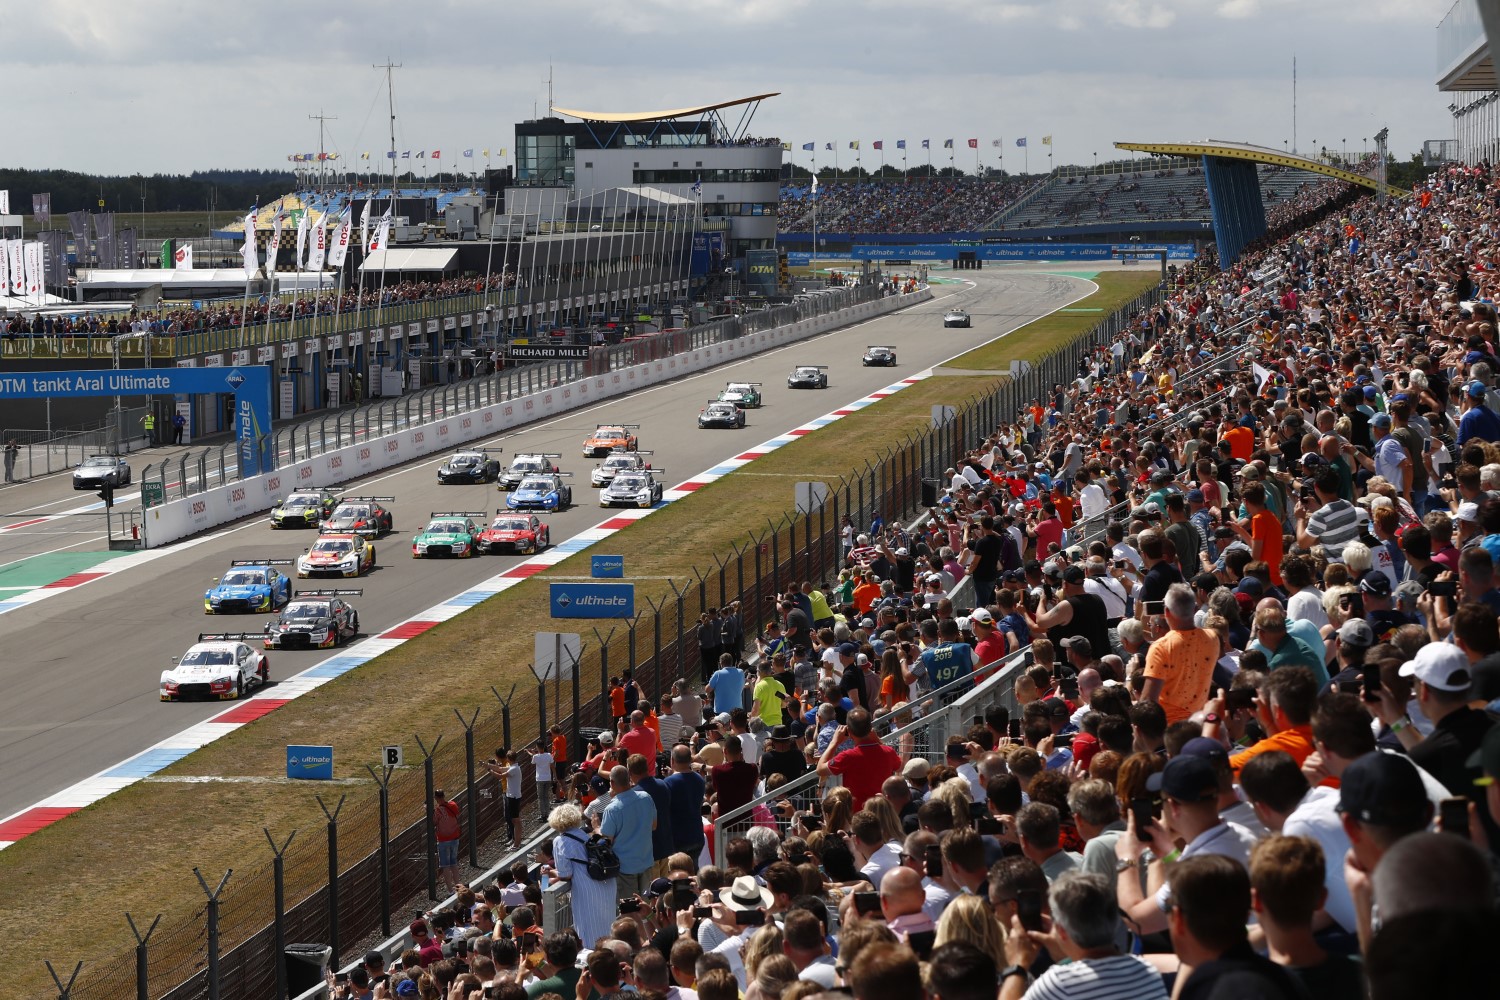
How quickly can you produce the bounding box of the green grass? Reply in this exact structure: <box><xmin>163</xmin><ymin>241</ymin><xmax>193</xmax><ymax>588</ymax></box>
<box><xmin>19</xmin><ymin>211</ymin><xmax>223</xmax><ymax>240</ymax></box>
<box><xmin>944</xmin><ymin>271</ymin><xmax>1159</xmax><ymax>371</ymax></box>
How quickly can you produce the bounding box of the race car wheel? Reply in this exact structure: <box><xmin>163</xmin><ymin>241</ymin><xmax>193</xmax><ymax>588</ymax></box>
<box><xmin>259</xmin><ymin>660</ymin><xmax>269</xmax><ymax>682</ymax></box>
<box><xmin>234</xmin><ymin>676</ymin><xmax>245</xmax><ymax>699</ymax></box>
<box><xmin>350</xmin><ymin>613</ymin><xmax>359</xmax><ymax>638</ymax></box>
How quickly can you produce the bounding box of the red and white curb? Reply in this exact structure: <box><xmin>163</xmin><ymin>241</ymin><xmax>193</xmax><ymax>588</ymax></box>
<box><xmin>0</xmin><ymin>370</ymin><xmax>935</xmax><ymax>849</ymax></box>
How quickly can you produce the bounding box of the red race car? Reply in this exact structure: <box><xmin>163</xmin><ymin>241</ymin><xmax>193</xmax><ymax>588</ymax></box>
<box><xmin>477</xmin><ymin>512</ymin><xmax>551</xmax><ymax>555</ymax></box>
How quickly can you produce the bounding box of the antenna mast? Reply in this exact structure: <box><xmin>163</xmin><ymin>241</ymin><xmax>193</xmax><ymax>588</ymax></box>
<box><xmin>309</xmin><ymin>109</ymin><xmax>338</xmax><ymax>193</ymax></box>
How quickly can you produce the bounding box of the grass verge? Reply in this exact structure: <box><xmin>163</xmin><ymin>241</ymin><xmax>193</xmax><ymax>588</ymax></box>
<box><xmin>944</xmin><ymin>270</ymin><xmax>1159</xmax><ymax>371</ymax></box>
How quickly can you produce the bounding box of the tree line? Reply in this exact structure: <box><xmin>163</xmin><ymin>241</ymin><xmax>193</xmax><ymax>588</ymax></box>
<box><xmin>0</xmin><ymin>168</ymin><xmax>294</xmax><ymax>216</ymax></box>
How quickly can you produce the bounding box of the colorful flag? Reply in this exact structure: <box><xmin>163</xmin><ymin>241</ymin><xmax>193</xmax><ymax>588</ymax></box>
<box><xmin>369</xmin><ymin>209</ymin><xmax>392</xmax><ymax>255</ymax></box>
<box><xmin>1016</xmin><ymin>138</ymin><xmax>1028</xmax><ymax>147</ymax></box>
<box><xmin>499</xmin><ymin>148</ymin><xmax>506</xmax><ymax>157</ymax></box>
<box><xmin>401</xmin><ymin>150</ymin><xmax>410</xmax><ymax>158</ymax></box>
<box><xmin>780</xmin><ymin>142</ymin><xmax>790</xmax><ymax>150</ymax></box>
<box><xmin>308</xmin><ymin>212</ymin><xmax>328</xmax><ymax>271</ymax></box>
<box><xmin>361</xmin><ymin>151</ymin><xmax>370</xmax><ymax>160</ymax></box>
<box><xmin>23</xmin><ymin>242</ymin><xmax>42</xmax><ymax>296</ymax></box>
<box><xmin>825</xmin><ymin>142</ymin><xmax>833</xmax><ymax>151</ymax></box>
<box><xmin>921</xmin><ymin>139</ymin><xmax>930</xmax><ymax>149</ymax></box>
<box><xmin>1042</xmin><ymin>135</ymin><xmax>1052</xmax><ymax>146</ymax></box>
<box><xmin>0</xmin><ymin>190</ymin><xmax>9</xmax><ymax>215</ymax></box>
<box><xmin>690</xmin><ymin>178</ymin><xmax>702</xmax><ymax>196</ymax></box>
<box><xmin>873</xmin><ymin>141</ymin><xmax>883</xmax><ymax>150</ymax></box>
<box><xmin>8</xmin><ymin>240</ymin><xmax>23</xmax><ymax>294</ymax></box>
<box><xmin>0</xmin><ymin>240</ymin><xmax>8</xmax><ymax>294</ymax></box>
<box><xmin>265</xmin><ymin>214</ymin><xmax>285</xmax><ymax>272</ymax></box>
<box><xmin>897</xmin><ymin>140</ymin><xmax>907</xmax><ymax>150</ymax></box>
<box><xmin>849</xmin><ymin>141</ymin><xmax>859</xmax><ymax>150</ymax></box>
<box><xmin>416</xmin><ymin>150</ymin><xmax>425</xmax><ymax>159</ymax></box>
<box><xmin>943</xmin><ymin>139</ymin><xmax>954</xmax><ymax>149</ymax></box>
<box><xmin>992</xmin><ymin>140</ymin><xmax>1002</xmax><ymax>148</ymax></box>
<box><xmin>327</xmin><ymin>207</ymin><xmax>353</xmax><ymax>269</ymax></box>
<box><xmin>811</xmin><ymin>175</ymin><xmax>819</xmax><ymax>194</ymax></box>
<box><xmin>32</xmin><ymin>193</ymin><xmax>50</xmax><ymax>223</ymax></box>
<box><xmin>241</xmin><ymin>210</ymin><xmax>258</xmax><ymax>279</ymax></box>
<box><xmin>482</xmin><ymin>149</ymin><xmax>490</xmax><ymax>158</ymax></box>
<box><xmin>802</xmin><ymin>142</ymin><xmax>814</xmax><ymax>151</ymax></box>
<box><xmin>175</xmin><ymin>242</ymin><xmax>193</xmax><ymax>270</ymax></box>
<box><xmin>967</xmin><ymin>138</ymin><xmax>978</xmax><ymax>148</ymax></box>
<box><xmin>463</xmin><ymin>149</ymin><xmax>474</xmax><ymax>157</ymax></box>
<box><xmin>432</xmin><ymin>150</ymin><xmax>441</xmax><ymax>159</ymax></box>
<box><xmin>386</xmin><ymin>151</ymin><xmax>397</xmax><ymax>159</ymax></box>
<box><xmin>295</xmin><ymin>209</ymin><xmax>311</xmax><ymax>269</ymax></box>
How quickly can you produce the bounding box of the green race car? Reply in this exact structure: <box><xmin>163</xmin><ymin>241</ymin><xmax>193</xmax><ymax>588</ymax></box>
<box><xmin>718</xmin><ymin>382</ymin><xmax>764</xmax><ymax>408</ymax></box>
<box><xmin>270</xmin><ymin>488</ymin><xmax>340</xmax><ymax>528</ymax></box>
<box><xmin>411</xmin><ymin>511</ymin><xmax>484</xmax><ymax>559</ymax></box>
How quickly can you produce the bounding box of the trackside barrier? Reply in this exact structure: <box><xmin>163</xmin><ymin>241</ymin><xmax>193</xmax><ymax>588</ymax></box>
<box><xmin>140</xmin><ymin>287</ymin><xmax>933</xmax><ymax>548</ymax></box>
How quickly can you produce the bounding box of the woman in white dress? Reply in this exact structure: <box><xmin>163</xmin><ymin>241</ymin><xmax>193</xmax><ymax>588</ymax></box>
<box><xmin>545</xmin><ymin>803</ymin><xmax>615</xmax><ymax>949</ymax></box>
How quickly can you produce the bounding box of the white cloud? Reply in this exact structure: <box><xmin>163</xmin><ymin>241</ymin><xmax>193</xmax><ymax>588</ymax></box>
<box><xmin>1106</xmin><ymin>0</ymin><xmax>1177</xmax><ymax>28</ymax></box>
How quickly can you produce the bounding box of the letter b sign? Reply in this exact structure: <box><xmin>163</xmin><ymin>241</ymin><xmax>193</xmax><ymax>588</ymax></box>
<box><xmin>383</xmin><ymin>745</ymin><xmax>403</xmax><ymax>767</ymax></box>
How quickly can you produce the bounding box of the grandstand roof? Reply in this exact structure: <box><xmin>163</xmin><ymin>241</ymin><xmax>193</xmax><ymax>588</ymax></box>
<box><xmin>550</xmin><ymin>93</ymin><xmax>779</xmax><ymax>124</ymax></box>
<box><xmin>358</xmin><ymin>247</ymin><xmax>458</xmax><ymax>274</ymax></box>
<box><xmin>1114</xmin><ymin>141</ymin><xmax>1404</xmax><ymax>198</ymax></box>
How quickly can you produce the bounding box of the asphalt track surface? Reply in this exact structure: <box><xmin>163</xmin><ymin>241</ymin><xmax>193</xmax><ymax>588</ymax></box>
<box><xmin>0</xmin><ymin>269</ymin><xmax>1093</xmax><ymax>818</ymax></box>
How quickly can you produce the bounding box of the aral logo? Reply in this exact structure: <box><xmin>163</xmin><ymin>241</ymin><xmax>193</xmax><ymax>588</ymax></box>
<box><xmin>555</xmin><ymin>592</ymin><xmax>572</xmax><ymax>608</ymax></box>
<box><xmin>225</xmin><ymin>369</ymin><xmax>246</xmax><ymax>390</ymax></box>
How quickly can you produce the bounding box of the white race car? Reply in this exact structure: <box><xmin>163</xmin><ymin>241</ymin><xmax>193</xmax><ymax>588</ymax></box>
<box><xmin>160</xmin><ymin>635</ymin><xmax>270</xmax><ymax>701</ymax></box>
<box><xmin>499</xmin><ymin>453</ymin><xmax>561</xmax><ymax>490</ymax></box>
<box><xmin>943</xmin><ymin>309</ymin><xmax>972</xmax><ymax>328</ymax></box>
<box><xmin>590</xmin><ymin>449</ymin><xmax>653</xmax><ymax>487</ymax></box>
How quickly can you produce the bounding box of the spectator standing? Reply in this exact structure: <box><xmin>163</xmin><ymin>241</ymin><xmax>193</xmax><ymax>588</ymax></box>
<box><xmin>546</xmin><ymin>806</ymin><xmax>613</xmax><ymax>951</ymax></box>
<box><xmin>1167</xmin><ymin>856</ymin><xmax>1309</xmax><ymax>999</ymax></box>
<box><xmin>429</xmin><ymin>788</ymin><xmax>463</xmax><ymax>894</ymax></box>
<box><xmin>817</xmin><ymin>708</ymin><xmax>901</xmax><ymax>809</ymax></box>
<box><xmin>665</xmin><ymin>745</ymin><xmax>707</xmax><ymax>860</ymax></box>
<box><xmin>1142</xmin><ymin>583</ymin><xmax>1219</xmax><ymax>723</ymax></box>
<box><xmin>629</xmin><ymin>753</ymin><xmax>675</xmax><ymax>878</ymax></box>
<box><xmin>706</xmin><ymin>655</ymin><xmax>745</xmax><ymax>717</ymax></box>
<box><xmin>620</xmin><ymin>710</ymin><xmax>658</xmax><ymax>761</ymax></box>
<box><xmin>1016</xmin><ymin>802</ymin><xmax>1082</xmax><ymax>883</ymax></box>
<box><xmin>600</xmin><ymin>764</ymin><xmax>657</xmax><ymax>898</ymax></box>
<box><xmin>710</xmin><ymin>735</ymin><xmax>759</xmax><ymax>819</ymax></box>
<box><xmin>1296</xmin><ymin>468</ymin><xmax>1362</xmax><ymax>564</ymax></box>
<box><xmin>3</xmin><ymin>439</ymin><xmax>18</xmax><ymax>482</ymax></box>
<box><xmin>1249</xmin><ymin>835</ymin><xmax>1366</xmax><ymax>998</ymax></box>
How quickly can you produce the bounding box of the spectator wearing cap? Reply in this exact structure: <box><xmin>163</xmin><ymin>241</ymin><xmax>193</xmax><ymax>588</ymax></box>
<box><xmin>1455</xmin><ymin>500</ymin><xmax>1484</xmax><ymax>551</ymax></box>
<box><xmin>1372</xmin><ymin>644</ymin><xmax>1495</xmax><ymax>801</ymax></box>
<box><xmin>1348</xmin><ymin>412</ymin><xmax>1413</xmax><ymax>508</ymax></box>
<box><xmin>1115</xmin><ymin>753</ymin><xmax>1259</xmax><ymax>936</ymax></box>
<box><xmin>1458</xmin><ymin>379</ymin><xmax>1500</xmax><ymax>447</ymax></box>
<box><xmin>1186</xmin><ymin>488</ymin><xmax>1219</xmax><ymax>563</ymax></box>
<box><xmin>1142</xmin><ymin>583</ymin><xmax>1220</xmax><ymax>724</ymax></box>
<box><xmin>1026</xmin><ymin>564</ymin><xmax>1112</xmax><ymax>671</ymax></box>
<box><xmin>968</xmin><ymin>607</ymin><xmax>1008</xmax><ymax>675</ymax></box>
<box><xmin>760</xmin><ymin>724</ymin><xmax>806</xmax><ymax>781</ymax></box>
<box><xmin>1237</xmin><ymin>751</ymin><xmax>1357</xmax><ymax>936</ymax></box>
<box><xmin>1297</xmin><ymin>467</ymin><xmax>1362</xmax><ymax>564</ymax></box>
<box><xmin>1335</xmin><ymin>751</ymin><xmax>1436</xmax><ymax>952</ymax></box>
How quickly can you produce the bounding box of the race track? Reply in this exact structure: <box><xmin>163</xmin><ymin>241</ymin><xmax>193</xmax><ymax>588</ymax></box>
<box><xmin>0</xmin><ymin>269</ymin><xmax>1093</xmax><ymax>818</ymax></box>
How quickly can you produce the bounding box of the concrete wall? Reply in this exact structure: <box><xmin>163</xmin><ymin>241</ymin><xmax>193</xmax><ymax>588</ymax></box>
<box><xmin>140</xmin><ymin>287</ymin><xmax>932</xmax><ymax>548</ymax></box>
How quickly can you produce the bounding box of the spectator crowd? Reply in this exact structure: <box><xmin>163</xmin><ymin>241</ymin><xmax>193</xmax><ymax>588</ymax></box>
<box><xmin>778</xmin><ymin>177</ymin><xmax>1028</xmax><ymax>234</ymax></box>
<box><xmin>334</xmin><ymin>163</ymin><xmax>1500</xmax><ymax>1000</ymax></box>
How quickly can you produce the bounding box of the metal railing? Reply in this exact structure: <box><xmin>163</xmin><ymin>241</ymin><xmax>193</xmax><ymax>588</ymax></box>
<box><xmin>3</xmin><ymin>407</ymin><xmax>147</xmax><ymax>480</ymax></box>
<box><xmin>136</xmin><ymin>283</ymin><xmax>884</xmax><ymax>502</ymax></box>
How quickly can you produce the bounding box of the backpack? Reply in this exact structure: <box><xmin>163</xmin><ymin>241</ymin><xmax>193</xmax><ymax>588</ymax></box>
<box><xmin>565</xmin><ymin>830</ymin><xmax>620</xmax><ymax>882</ymax></box>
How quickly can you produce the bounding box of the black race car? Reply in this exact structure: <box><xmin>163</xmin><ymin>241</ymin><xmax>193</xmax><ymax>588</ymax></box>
<box><xmin>438</xmin><ymin>449</ymin><xmax>501</xmax><ymax>484</ymax></box>
<box><xmin>263</xmin><ymin>590</ymin><xmax>361</xmax><ymax>650</ymax></box>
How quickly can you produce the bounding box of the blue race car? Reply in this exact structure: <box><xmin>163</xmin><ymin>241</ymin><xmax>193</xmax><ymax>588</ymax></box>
<box><xmin>205</xmin><ymin>559</ymin><xmax>294</xmax><ymax>614</ymax></box>
<box><xmin>506</xmin><ymin>472</ymin><xmax>574</xmax><ymax>512</ymax></box>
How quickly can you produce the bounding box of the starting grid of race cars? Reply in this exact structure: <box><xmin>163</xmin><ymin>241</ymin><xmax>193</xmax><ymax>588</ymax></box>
<box><xmin>0</xmin><ymin>354</ymin><xmax>927</xmax><ymax>847</ymax></box>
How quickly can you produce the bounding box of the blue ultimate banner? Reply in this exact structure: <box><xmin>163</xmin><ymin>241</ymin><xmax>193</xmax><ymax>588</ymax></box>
<box><xmin>848</xmin><ymin>242</ymin><xmax>1197</xmax><ymax>261</ymax></box>
<box><xmin>550</xmin><ymin>582</ymin><xmax>635</xmax><ymax>618</ymax></box>
<box><xmin>591</xmin><ymin>555</ymin><xmax>625</xmax><ymax>578</ymax></box>
<box><xmin>286</xmin><ymin>745</ymin><xmax>334</xmax><ymax>780</ymax></box>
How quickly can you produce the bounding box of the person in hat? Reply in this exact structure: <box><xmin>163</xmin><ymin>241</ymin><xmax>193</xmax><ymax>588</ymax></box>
<box><xmin>760</xmin><ymin>723</ymin><xmax>807</xmax><ymax>781</ymax></box>
<box><xmin>967</xmin><ymin>606</ymin><xmax>1008</xmax><ymax>677</ymax></box>
<box><xmin>1458</xmin><ymin>378</ymin><xmax>1500</xmax><ymax>447</ymax></box>
<box><xmin>1115</xmin><ymin>752</ymin><xmax>1259</xmax><ymax>935</ymax></box>
<box><xmin>1370</xmin><ymin>644</ymin><xmax>1495</xmax><ymax>800</ymax></box>
<box><xmin>705</xmin><ymin>874</ymin><xmax>775</xmax><ymax>990</ymax></box>
<box><xmin>1335</xmin><ymin>751</ymin><xmax>1436</xmax><ymax>952</ymax></box>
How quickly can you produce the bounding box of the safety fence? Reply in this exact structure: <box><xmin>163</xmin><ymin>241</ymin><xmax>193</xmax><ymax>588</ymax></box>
<box><xmin>3</xmin><ymin>406</ymin><xmax>147</xmax><ymax>481</ymax></box>
<box><xmin>136</xmin><ymin>284</ymin><xmax>883</xmax><ymax>503</ymax></box>
<box><xmin>54</xmin><ymin>277</ymin><xmax>1160</xmax><ymax>1000</ymax></box>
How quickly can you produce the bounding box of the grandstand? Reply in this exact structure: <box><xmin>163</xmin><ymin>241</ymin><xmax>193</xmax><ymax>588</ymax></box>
<box><xmin>215</xmin><ymin>186</ymin><xmax>486</xmax><ymax>240</ymax></box>
<box><xmin>777</xmin><ymin>176</ymin><xmax>1027</xmax><ymax>234</ymax></box>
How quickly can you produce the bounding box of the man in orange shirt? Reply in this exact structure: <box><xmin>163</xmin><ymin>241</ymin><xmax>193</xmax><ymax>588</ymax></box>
<box><xmin>1201</xmin><ymin>666</ymin><xmax>1327</xmax><ymax>782</ymax></box>
<box><xmin>1221</xmin><ymin>415</ymin><xmax>1255</xmax><ymax>462</ymax></box>
<box><xmin>1142</xmin><ymin>582</ymin><xmax>1219</xmax><ymax>724</ymax></box>
<box><xmin>853</xmin><ymin>570</ymin><xmax>882</xmax><ymax>615</ymax></box>
<box><xmin>1230</xmin><ymin>482</ymin><xmax>1284</xmax><ymax>586</ymax></box>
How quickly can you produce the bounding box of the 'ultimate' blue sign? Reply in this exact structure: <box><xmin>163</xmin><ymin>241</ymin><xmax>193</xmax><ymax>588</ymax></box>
<box><xmin>848</xmin><ymin>242</ymin><xmax>1196</xmax><ymax>262</ymax></box>
<box><xmin>591</xmin><ymin>555</ymin><xmax>624</xmax><ymax>578</ymax></box>
<box><xmin>550</xmin><ymin>582</ymin><xmax>634</xmax><ymax>619</ymax></box>
<box><xmin>286</xmin><ymin>744</ymin><xmax>334</xmax><ymax>780</ymax></box>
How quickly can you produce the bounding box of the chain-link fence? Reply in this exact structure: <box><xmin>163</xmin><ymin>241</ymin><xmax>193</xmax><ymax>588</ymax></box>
<box><xmin>60</xmin><ymin>279</ymin><xmax>1162</xmax><ymax>1000</ymax></box>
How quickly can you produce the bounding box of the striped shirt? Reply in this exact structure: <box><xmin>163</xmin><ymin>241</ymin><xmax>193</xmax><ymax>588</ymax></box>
<box><xmin>1023</xmin><ymin>954</ymin><xmax>1168</xmax><ymax>1000</ymax></box>
<box><xmin>1305</xmin><ymin>499</ymin><xmax>1362</xmax><ymax>562</ymax></box>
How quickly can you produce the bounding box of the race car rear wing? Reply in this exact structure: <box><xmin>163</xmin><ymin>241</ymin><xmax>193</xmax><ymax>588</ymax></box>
<box><xmin>295</xmin><ymin>589</ymin><xmax>364</xmax><ymax>597</ymax></box>
<box><xmin>229</xmin><ymin>558</ymin><xmax>295</xmax><ymax>567</ymax></box>
<box><xmin>794</xmin><ymin>365</ymin><xmax>830</xmax><ymax>370</ymax></box>
<box><xmin>197</xmin><ymin>632</ymin><xmax>269</xmax><ymax>642</ymax></box>
<box><xmin>338</xmin><ymin>496</ymin><xmax>396</xmax><ymax>503</ymax></box>
<box><xmin>867</xmin><ymin>345</ymin><xmax>895</xmax><ymax>350</ymax></box>
<box><xmin>514</xmin><ymin>452</ymin><xmax>562</xmax><ymax>459</ymax></box>
<box><xmin>725</xmin><ymin>382</ymin><xmax>763</xmax><ymax>387</ymax></box>
<box><xmin>430</xmin><ymin>511</ymin><xmax>487</xmax><ymax>518</ymax></box>
<box><xmin>596</xmin><ymin>423</ymin><xmax>641</xmax><ymax>429</ymax></box>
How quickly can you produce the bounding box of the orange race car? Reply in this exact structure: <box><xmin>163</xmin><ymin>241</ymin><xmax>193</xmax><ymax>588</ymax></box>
<box><xmin>581</xmin><ymin>423</ymin><xmax>640</xmax><ymax>458</ymax></box>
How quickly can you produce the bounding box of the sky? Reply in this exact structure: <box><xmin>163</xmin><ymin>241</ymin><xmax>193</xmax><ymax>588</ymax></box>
<box><xmin>10</xmin><ymin>0</ymin><xmax>1467</xmax><ymax>175</ymax></box>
